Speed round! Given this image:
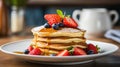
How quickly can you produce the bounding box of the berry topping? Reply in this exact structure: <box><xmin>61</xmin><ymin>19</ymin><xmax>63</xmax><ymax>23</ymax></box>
<box><xmin>87</xmin><ymin>44</ymin><xmax>98</xmax><ymax>54</ymax></box>
<box><xmin>50</xmin><ymin>54</ymin><xmax>56</xmax><ymax>56</ymax></box>
<box><xmin>27</xmin><ymin>46</ymin><xmax>33</xmax><ymax>52</ymax></box>
<box><xmin>73</xmin><ymin>47</ymin><xmax>87</xmax><ymax>55</ymax></box>
<box><xmin>52</xmin><ymin>24</ymin><xmax>59</xmax><ymax>30</ymax></box>
<box><xmin>29</xmin><ymin>48</ymin><xmax>42</xmax><ymax>55</ymax></box>
<box><xmin>57</xmin><ymin>9</ymin><xmax>78</xmax><ymax>28</ymax></box>
<box><xmin>58</xmin><ymin>22</ymin><xmax>64</xmax><ymax>27</ymax></box>
<box><xmin>56</xmin><ymin>50</ymin><xmax>70</xmax><ymax>56</ymax></box>
<box><xmin>24</xmin><ymin>49</ymin><xmax>29</xmax><ymax>54</ymax></box>
<box><xmin>44</xmin><ymin>9</ymin><xmax>78</xmax><ymax>29</ymax></box>
<box><xmin>44</xmin><ymin>14</ymin><xmax>61</xmax><ymax>26</ymax></box>
<box><xmin>44</xmin><ymin>23</ymin><xmax>51</xmax><ymax>28</ymax></box>
<box><xmin>63</xmin><ymin>17</ymin><xmax>78</xmax><ymax>28</ymax></box>
<box><xmin>87</xmin><ymin>50</ymin><xmax>94</xmax><ymax>55</ymax></box>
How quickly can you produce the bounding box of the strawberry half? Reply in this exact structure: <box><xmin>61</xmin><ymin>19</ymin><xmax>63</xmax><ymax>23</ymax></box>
<box><xmin>44</xmin><ymin>14</ymin><xmax>61</xmax><ymax>26</ymax></box>
<box><xmin>56</xmin><ymin>50</ymin><xmax>70</xmax><ymax>56</ymax></box>
<box><xmin>29</xmin><ymin>48</ymin><xmax>42</xmax><ymax>55</ymax></box>
<box><xmin>87</xmin><ymin>44</ymin><xmax>98</xmax><ymax>54</ymax></box>
<box><xmin>27</xmin><ymin>46</ymin><xmax>33</xmax><ymax>52</ymax></box>
<box><xmin>63</xmin><ymin>17</ymin><xmax>78</xmax><ymax>28</ymax></box>
<box><xmin>73</xmin><ymin>47</ymin><xmax>87</xmax><ymax>55</ymax></box>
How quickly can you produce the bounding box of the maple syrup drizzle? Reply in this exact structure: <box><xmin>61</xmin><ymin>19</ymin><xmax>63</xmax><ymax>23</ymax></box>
<box><xmin>47</xmin><ymin>43</ymin><xmax>51</xmax><ymax>56</ymax></box>
<box><xmin>34</xmin><ymin>34</ymin><xmax>38</xmax><ymax>48</ymax></box>
<box><xmin>46</xmin><ymin>38</ymin><xmax>50</xmax><ymax>56</ymax></box>
<box><xmin>42</xmin><ymin>42</ymin><xmax>50</xmax><ymax>56</ymax></box>
<box><xmin>39</xmin><ymin>28</ymin><xmax>57</xmax><ymax>33</ymax></box>
<box><xmin>13</xmin><ymin>51</ymin><xmax>24</xmax><ymax>54</ymax></box>
<box><xmin>39</xmin><ymin>28</ymin><xmax>56</xmax><ymax>56</ymax></box>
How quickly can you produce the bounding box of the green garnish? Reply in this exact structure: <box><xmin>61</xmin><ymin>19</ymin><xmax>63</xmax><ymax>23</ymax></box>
<box><xmin>96</xmin><ymin>45</ymin><xmax>100</xmax><ymax>52</ymax></box>
<box><xmin>69</xmin><ymin>50</ymin><xmax>74</xmax><ymax>55</ymax></box>
<box><xmin>57</xmin><ymin>9</ymin><xmax>65</xmax><ymax>18</ymax></box>
<box><xmin>67</xmin><ymin>46</ymin><xmax>74</xmax><ymax>55</ymax></box>
<box><xmin>67</xmin><ymin>46</ymin><xmax>73</xmax><ymax>51</ymax></box>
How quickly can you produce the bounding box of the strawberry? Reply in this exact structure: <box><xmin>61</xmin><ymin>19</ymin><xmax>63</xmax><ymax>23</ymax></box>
<box><xmin>56</xmin><ymin>50</ymin><xmax>70</xmax><ymax>56</ymax></box>
<box><xmin>73</xmin><ymin>47</ymin><xmax>87</xmax><ymax>55</ymax></box>
<box><xmin>63</xmin><ymin>17</ymin><xmax>78</xmax><ymax>28</ymax></box>
<box><xmin>87</xmin><ymin>44</ymin><xmax>98</xmax><ymax>54</ymax></box>
<box><xmin>29</xmin><ymin>48</ymin><xmax>42</xmax><ymax>55</ymax></box>
<box><xmin>44</xmin><ymin>14</ymin><xmax>61</xmax><ymax>26</ymax></box>
<box><xmin>27</xmin><ymin>46</ymin><xmax>33</xmax><ymax>52</ymax></box>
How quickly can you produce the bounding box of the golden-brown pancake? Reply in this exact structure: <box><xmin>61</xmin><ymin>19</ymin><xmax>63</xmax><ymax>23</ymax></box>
<box><xmin>34</xmin><ymin>37</ymin><xmax>86</xmax><ymax>44</ymax></box>
<box><xmin>31</xmin><ymin>41</ymin><xmax>87</xmax><ymax>50</ymax></box>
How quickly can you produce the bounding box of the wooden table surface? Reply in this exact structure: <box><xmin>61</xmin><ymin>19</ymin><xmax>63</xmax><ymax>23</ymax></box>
<box><xmin>0</xmin><ymin>35</ymin><xmax>120</xmax><ymax>67</ymax></box>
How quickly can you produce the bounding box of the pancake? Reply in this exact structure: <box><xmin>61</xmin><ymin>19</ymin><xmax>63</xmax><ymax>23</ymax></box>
<box><xmin>31</xmin><ymin>41</ymin><xmax>87</xmax><ymax>50</ymax></box>
<box><xmin>34</xmin><ymin>37</ymin><xmax>86</xmax><ymax>44</ymax></box>
<box><xmin>31</xmin><ymin>26</ymin><xmax>86</xmax><ymax>37</ymax></box>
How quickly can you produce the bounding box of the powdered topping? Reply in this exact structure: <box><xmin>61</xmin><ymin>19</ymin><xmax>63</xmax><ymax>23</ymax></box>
<box><xmin>58</xmin><ymin>28</ymin><xmax>80</xmax><ymax>32</ymax></box>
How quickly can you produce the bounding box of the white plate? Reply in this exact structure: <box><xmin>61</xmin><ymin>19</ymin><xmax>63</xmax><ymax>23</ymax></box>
<box><xmin>0</xmin><ymin>39</ymin><xmax>118</xmax><ymax>65</ymax></box>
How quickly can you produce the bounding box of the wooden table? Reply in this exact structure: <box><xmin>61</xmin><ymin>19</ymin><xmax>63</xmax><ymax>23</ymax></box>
<box><xmin>0</xmin><ymin>35</ymin><xmax>120</xmax><ymax>67</ymax></box>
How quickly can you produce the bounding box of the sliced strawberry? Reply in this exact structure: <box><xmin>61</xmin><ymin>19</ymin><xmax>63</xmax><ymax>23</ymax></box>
<box><xmin>56</xmin><ymin>50</ymin><xmax>70</xmax><ymax>56</ymax></box>
<box><xmin>63</xmin><ymin>17</ymin><xmax>78</xmax><ymax>28</ymax></box>
<box><xmin>73</xmin><ymin>47</ymin><xmax>87</xmax><ymax>55</ymax></box>
<box><xmin>44</xmin><ymin>14</ymin><xmax>61</xmax><ymax>26</ymax></box>
<box><xmin>29</xmin><ymin>48</ymin><xmax>42</xmax><ymax>55</ymax></box>
<box><xmin>27</xmin><ymin>46</ymin><xmax>33</xmax><ymax>52</ymax></box>
<box><xmin>87</xmin><ymin>44</ymin><xmax>98</xmax><ymax>54</ymax></box>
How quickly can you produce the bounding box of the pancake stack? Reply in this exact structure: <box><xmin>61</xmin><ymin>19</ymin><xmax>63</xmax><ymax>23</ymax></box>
<box><xmin>31</xmin><ymin>26</ymin><xmax>87</xmax><ymax>55</ymax></box>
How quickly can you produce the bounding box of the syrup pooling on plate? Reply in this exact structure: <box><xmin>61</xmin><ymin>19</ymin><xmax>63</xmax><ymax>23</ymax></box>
<box><xmin>14</xmin><ymin>51</ymin><xmax>24</xmax><ymax>54</ymax></box>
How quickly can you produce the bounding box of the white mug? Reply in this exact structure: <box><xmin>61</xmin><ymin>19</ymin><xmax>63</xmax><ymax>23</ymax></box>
<box><xmin>72</xmin><ymin>8</ymin><xmax>119</xmax><ymax>36</ymax></box>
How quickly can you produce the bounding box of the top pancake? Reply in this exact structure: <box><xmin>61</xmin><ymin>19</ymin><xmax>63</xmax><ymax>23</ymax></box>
<box><xmin>31</xmin><ymin>26</ymin><xmax>86</xmax><ymax>37</ymax></box>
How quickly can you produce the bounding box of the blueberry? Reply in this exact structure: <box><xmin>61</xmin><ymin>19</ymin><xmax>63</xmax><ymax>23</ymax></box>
<box><xmin>87</xmin><ymin>50</ymin><xmax>94</xmax><ymax>55</ymax></box>
<box><xmin>44</xmin><ymin>23</ymin><xmax>50</xmax><ymax>28</ymax></box>
<box><xmin>50</xmin><ymin>54</ymin><xmax>56</xmax><ymax>56</ymax></box>
<box><xmin>58</xmin><ymin>22</ymin><xmax>64</xmax><ymax>27</ymax></box>
<box><xmin>24</xmin><ymin>49</ymin><xmax>29</xmax><ymax>54</ymax></box>
<box><xmin>52</xmin><ymin>24</ymin><xmax>59</xmax><ymax>30</ymax></box>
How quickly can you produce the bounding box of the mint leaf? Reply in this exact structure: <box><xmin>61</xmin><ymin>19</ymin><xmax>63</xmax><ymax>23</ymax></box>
<box><xmin>67</xmin><ymin>46</ymin><xmax>73</xmax><ymax>51</ymax></box>
<box><xmin>57</xmin><ymin>9</ymin><xmax>64</xmax><ymax>18</ymax></box>
<box><xmin>67</xmin><ymin>46</ymin><xmax>74</xmax><ymax>55</ymax></box>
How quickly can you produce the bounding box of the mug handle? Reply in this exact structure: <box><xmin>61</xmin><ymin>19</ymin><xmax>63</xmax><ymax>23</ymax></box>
<box><xmin>109</xmin><ymin>10</ymin><xmax>119</xmax><ymax>25</ymax></box>
<box><xmin>72</xmin><ymin>10</ymin><xmax>81</xmax><ymax>23</ymax></box>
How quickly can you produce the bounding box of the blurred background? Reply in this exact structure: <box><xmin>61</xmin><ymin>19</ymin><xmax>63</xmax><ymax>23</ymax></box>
<box><xmin>0</xmin><ymin>0</ymin><xmax>120</xmax><ymax>43</ymax></box>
